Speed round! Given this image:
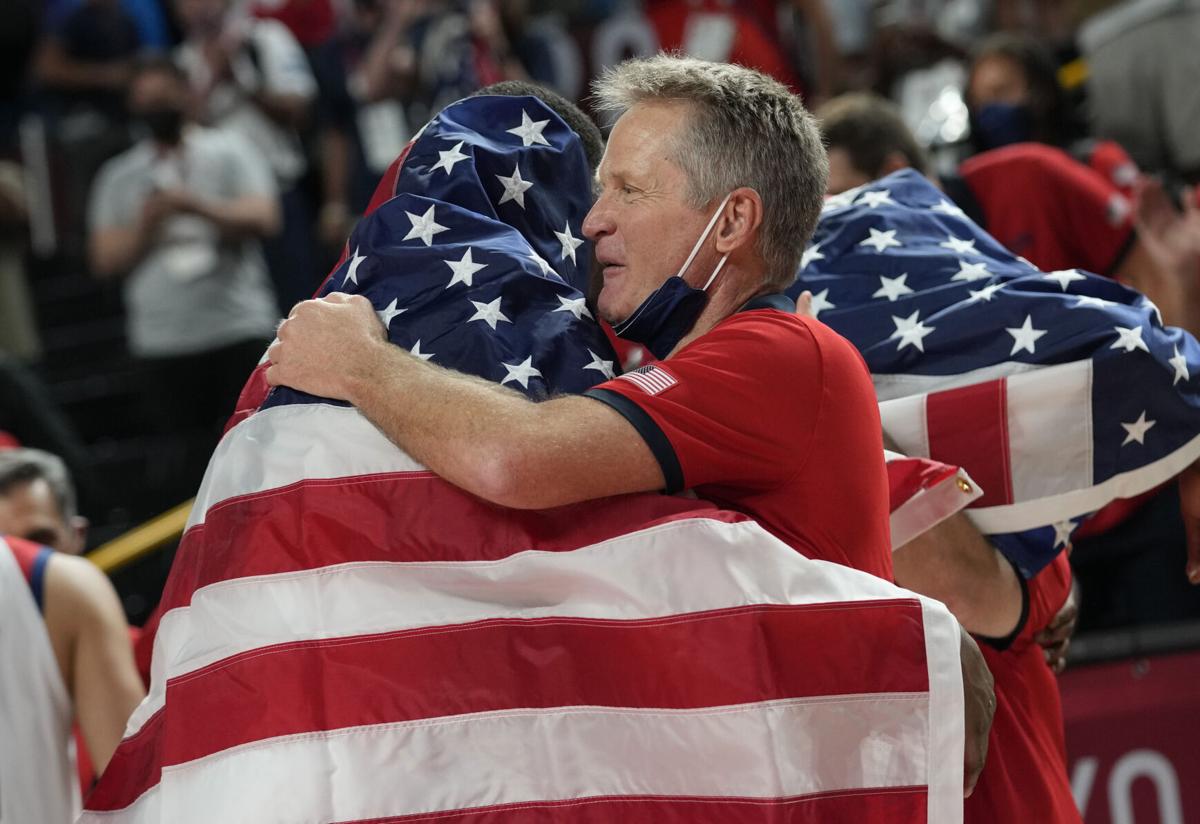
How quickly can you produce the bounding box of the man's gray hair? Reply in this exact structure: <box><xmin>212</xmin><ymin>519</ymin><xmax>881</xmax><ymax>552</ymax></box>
<box><xmin>0</xmin><ymin>448</ymin><xmax>77</xmax><ymax>519</ymax></box>
<box><xmin>592</xmin><ymin>54</ymin><xmax>828</xmax><ymax>289</ymax></box>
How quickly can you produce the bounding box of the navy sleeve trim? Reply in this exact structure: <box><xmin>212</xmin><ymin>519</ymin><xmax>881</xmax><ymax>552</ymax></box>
<box><xmin>30</xmin><ymin>546</ymin><xmax>52</xmax><ymax>614</ymax></box>
<box><xmin>976</xmin><ymin>555</ymin><xmax>1031</xmax><ymax>652</ymax></box>
<box><xmin>584</xmin><ymin>387</ymin><xmax>684</xmax><ymax>494</ymax></box>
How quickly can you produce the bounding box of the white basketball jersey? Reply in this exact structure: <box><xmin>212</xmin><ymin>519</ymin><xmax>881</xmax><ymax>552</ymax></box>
<box><xmin>0</xmin><ymin>539</ymin><xmax>79</xmax><ymax>824</ymax></box>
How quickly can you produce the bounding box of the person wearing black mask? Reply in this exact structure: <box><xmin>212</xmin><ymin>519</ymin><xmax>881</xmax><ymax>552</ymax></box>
<box><xmin>87</xmin><ymin>56</ymin><xmax>283</xmax><ymax>505</ymax></box>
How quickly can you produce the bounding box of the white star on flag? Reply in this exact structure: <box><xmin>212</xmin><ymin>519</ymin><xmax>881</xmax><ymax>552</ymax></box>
<box><xmin>506</xmin><ymin>110</ymin><xmax>550</xmax><ymax>147</ymax></box>
<box><xmin>1006</xmin><ymin>315</ymin><xmax>1048</xmax><ymax>356</ymax></box>
<box><xmin>409</xmin><ymin>340</ymin><xmax>434</xmax><ymax>361</ymax></box>
<box><xmin>890</xmin><ymin>310</ymin><xmax>935</xmax><ymax>352</ymax></box>
<box><xmin>873</xmin><ymin>274</ymin><xmax>914</xmax><ymax>302</ymax></box>
<box><xmin>939</xmin><ymin>235</ymin><xmax>978</xmax><ymax>255</ymax></box>
<box><xmin>468</xmin><ymin>297</ymin><xmax>511</xmax><ymax>330</ymax></box>
<box><xmin>809</xmin><ymin>288</ymin><xmax>835</xmax><ymax>317</ymax></box>
<box><xmin>968</xmin><ymin>283</ymin><xmax>1005</xmax><ymax>302</ymax></box>
<box><xmin>860</xmin><ymin>228</ymin><xmax>902</xmax><ymax>253</ymax></box>
<box><xmin>800</xmin><ymin>242</ymin><xmax>825</xmax><ymax>269</ymax></box>
<box><xmin>1073</xmin><ymin>295</ymin><xmax>1117</xmax><ymax>309</ymax></box>
<box><xmin>1111</xmin><ymin>325</ymin><xmax>1150</xmax><ymax>353</ymax></box>
<box><xmin>1170</xmin><ymin>345</ymin><xmax>1190</xmax><ymax>385</ymax></box>
<box><xmin>529</xmin><ymin>251</ymin><xmax>555</xmax><ymax>277</ymax></box>
<box><xmin>1044</xmin><ymin>269</ymin><xmax>1086</xmax><ymax>290</ymax></box>
<box><xmin>823</xmin><ymin>187</ymin><xmax>861</xmax><ymax>211</ymax></box>
<box><xmin>495</xmin><ymin>165</ymin><xmax>534</xmax><ymax>208</ymax></box>
<box><xmin>403</xmin><ymin>205</ymin><xmax>449</xmax><ymax>246</ymax></box>
<box><xmin>431</xmin><ymin>140</ymin><xmax>469</xmax><ymax>175</ymax></box>
<box><xmin>932</xmin><ymin>200</ymin><xmax>966</xmax><ymax>218</ymax></box>
<box><xmin>553</xmin><ymin>294</ymin><xmax>592</xmax><ymax>320</ymax></box>
<box><xmin>583</xmin><ymin>349</ymin><xmax>615</xmax><ymax>379</ymax></box>
<box><xmin>376</xmin><ymin>298</ymin><xmax>406</xmax><ymax>328</ymax></box>
<box><xmin>858</xmin><ymin>189</ymin><xmax>896</xmax><ymax>208</ymax></box>
<box><xmin>554</xmin><ymin>221</ymin><xmax>584</xmax><ymax>264</ymax></box>
<box><xmin>1121</xmin><ymin>411</ymin><xmax>1156</xmax><ymax>445</ymax></box>
<box><xmin>1052</xmin><ymin>519</ymin><xmax>1077</xmax><ymax>549</ymax></box>
<box><xmin>444</xmin><ymin>247</ymin><xmax>487</xmax><ymax>288</ymax></box>
<box><xmin>951</xmin><ymin>260</ymin><xmax>991</xmax><ymax>282</ymax></box>
<box><xmin>343</xmin><ymin>246</ymin><xmax>367</xmax><ymax>286</ymax></box>
<box><xmin>500</xmin><ymin>356</ymin><xmax>543</xmax><ymax>388</ymax></box>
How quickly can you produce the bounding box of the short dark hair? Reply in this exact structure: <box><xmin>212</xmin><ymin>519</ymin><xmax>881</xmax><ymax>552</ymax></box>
<box><xmin>473</xmin><ymin>81</ymin><xmax>605</xmax><ymax>174</ymax></box>
<box><xmin>0</xmin><ymin>448</ymin><xmax>77</xmax><ymax>520</ymax></box>
<box><xmin>816</xmin><ymin>92</ymin><xmax>929</xmax><ymax>179</ymax></box>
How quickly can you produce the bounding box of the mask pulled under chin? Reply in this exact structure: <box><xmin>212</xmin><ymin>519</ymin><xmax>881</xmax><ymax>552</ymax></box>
<box><xmin>612</xmin><ymin>192</ymin><xmax>732</xmax><ymax>359</ymax></box>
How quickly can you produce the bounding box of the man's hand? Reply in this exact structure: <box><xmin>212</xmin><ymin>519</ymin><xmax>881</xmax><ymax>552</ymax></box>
<box><xmin>1179</xmin><ymin>459</ymin><xmax>1200</xmax><ymax>584</ymax></box>
<box><xmin>1036</xmin><ymin>583</ymin><xmax>1078</xmax><ymax>673</ymax></box>
<box><xmin>960</xmin><ymin>624</ymin><xmax>995</xmax><ymax>798</ymax></box>
<box><xmin>266</xmin><ymin>293</ymin><xmax>389</xmax><ymax>400</ymax></box>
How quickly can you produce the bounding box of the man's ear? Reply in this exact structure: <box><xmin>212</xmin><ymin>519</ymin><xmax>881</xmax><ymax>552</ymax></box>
<box><xmin>714</xmin><ymin>187</ymin><xmax>764</xmax><ymax>255</ymax></box>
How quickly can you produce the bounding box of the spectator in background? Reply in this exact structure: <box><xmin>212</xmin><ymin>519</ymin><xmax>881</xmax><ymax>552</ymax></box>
<box><xmin>0</xmin><ymin>448</ymin><xmax>87</xmax><ymax>556</ymax></box>
<box><xmin>34</xmin><ymin>0</ymin><xmax>144</xmax><ymax>255</ymax></box>
<box><xmin>0</xmin><ymin>160</ymin><xmax>41</xmax><ymax>361</ymax></box>
<box><xmin>88</xmin><ymin>57</ymin><xmax>280</xmax><ymax>502</ymax></box>
<box><xmin>174</xmin><ymin>0</ymin><xmax>319</xmax><ymax>312</ymax></box>
<box><xmin>964</xmin><ymin>32</ymin><xmax>1140</xmax><ymax>198</ymax></box>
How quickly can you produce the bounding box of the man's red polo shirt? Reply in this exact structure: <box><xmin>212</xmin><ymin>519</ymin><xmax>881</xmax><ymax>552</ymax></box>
<box><xmin>585</xmin><ymin>295</ymin><xmax>893</xmax><ymax>580</ymax></box>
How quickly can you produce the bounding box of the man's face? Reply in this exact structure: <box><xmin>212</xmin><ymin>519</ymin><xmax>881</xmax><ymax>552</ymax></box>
<box><xmin>174</xmin><ymin>0</ymin><xmax>228</xmax><ymax>35</ymax></box>
<box><xmin>826</xmin><ymin>147</ymin><xmax>872</xmax><ymax>195</ymax></box>
<box><xmin>582</xmin><ymin>101</ymin><xmax>722</xmax><ymax>325</ymax></box>
<box><xmin>0</xmin><ymin>479</ymin><xmax>82</xmax><ymax>555</ymax></box>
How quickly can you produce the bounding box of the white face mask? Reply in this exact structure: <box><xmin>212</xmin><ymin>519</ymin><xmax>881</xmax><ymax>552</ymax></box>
<box><xmin>612</xmin><ymin>191</ymin><xmax>733</xmax><ymax>358</ymax></box>
<box><xmin>675</xmin><ymin>191</ymin><xmax>733</xmax><ymax>291</ymax></box>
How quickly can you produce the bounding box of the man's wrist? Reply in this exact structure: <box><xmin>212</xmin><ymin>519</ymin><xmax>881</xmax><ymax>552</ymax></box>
<box><xmin>342</xmin><ymin>335</ymin><xmax>402</xmax><ymax>406</ymax></box>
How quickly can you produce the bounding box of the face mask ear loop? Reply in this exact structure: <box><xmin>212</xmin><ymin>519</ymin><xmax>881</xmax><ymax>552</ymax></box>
<box><xmin>701</xmin><ymin>254</ymin><xmax>729</xmax><ymax>291</ymax></box>
<box><xmin>675</xmin><ymin>192</ymin><xmax>734</xmax><ymax>281</ymax></box>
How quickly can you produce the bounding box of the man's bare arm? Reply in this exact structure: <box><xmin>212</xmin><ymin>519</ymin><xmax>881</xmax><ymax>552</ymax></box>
<box><xmin>883</xmin><ymin>431</ymin><xmax>1025</xmax><ymax>638</ymax></box>
<box><xmin>42</xmin><ymin>554</ymin><xmax>145</xmax><ymax>775</ymax></box>
<box><xmin>266</xmin><ymin>293</ymin><xmax>665</xmax><ymax>508</ymax></box>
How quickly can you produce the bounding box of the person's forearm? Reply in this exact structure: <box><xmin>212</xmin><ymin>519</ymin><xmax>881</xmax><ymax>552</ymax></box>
<box><xmin>252</xmin><ymin>90</ymin><xmax>312</xmax><ymax>129</ymax></box>
<box><xmin>883</xmin><ymin>429</ymin><xmax>1024</xmax><ymax>637</ymax></box>
<box><xmin>345</xmin><ymin>339</ymin><xmax>546</xmax><ymax>502</ymax></box>
<box><xmin>190</xmin><ymin>195</ymin><xmax>281</xmax><ymax>240</ymax></box>
<box><xmin>893</xmin><ymin>514</ymin><xmax>1025</xmax><ymax>638</ymax></box>
<box><xmin>90</xmin><ymin>224</ymin><xmax>154</xmax><ymax>280</ymax></box>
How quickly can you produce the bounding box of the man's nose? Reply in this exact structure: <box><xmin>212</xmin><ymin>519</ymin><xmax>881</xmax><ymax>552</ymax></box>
<box><xmin>582</xmin><ymin>197</ymin><xmax>612</xmax><ymax>242</ymax></box>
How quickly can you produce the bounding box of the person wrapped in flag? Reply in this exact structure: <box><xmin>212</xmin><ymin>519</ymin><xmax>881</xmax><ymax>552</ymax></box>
<box><xmin>789</xmin><ymin>166</ymin><xmax>1200</xmax><ymax>823</ymax></box>
<box><xmin>84</xmin><ymin>76</ymin><xmax>985</xmax><ymax>823</ymax></box>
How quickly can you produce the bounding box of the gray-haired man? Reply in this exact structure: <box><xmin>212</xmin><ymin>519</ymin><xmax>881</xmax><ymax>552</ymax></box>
<box><xmin>265</xmin><ymin>55</ymin><xmax>994</xmax><ymax>792</ymax></box>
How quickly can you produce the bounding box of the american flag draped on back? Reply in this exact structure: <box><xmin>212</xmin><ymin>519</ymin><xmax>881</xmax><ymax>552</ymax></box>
<box><xmin>83</xmin><ymin>99</ymin><xmax>967</xmax><ymax>823</ymax></box>
<box><xmin>790</xmin><ymin>168</ymin><xmax>1200</xmax><ymax>576</ymax></box>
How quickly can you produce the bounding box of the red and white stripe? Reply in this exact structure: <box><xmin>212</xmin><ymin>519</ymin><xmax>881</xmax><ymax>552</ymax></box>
<box><xmin>86</xmin><ymin>403</ymin><xmax>966</xmax><ymax>824</ymax></box>
<box><xmin>879</xmin><ymin>358</ymin><xmax>1200</xmax><ymax>534</ymax></box>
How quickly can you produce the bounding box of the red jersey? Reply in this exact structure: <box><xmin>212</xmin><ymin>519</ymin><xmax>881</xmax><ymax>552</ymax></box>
<box><xmin>585</xmin><ymin>295</ymin><xmax>893</xmax><ymax>580</ymax></box>
<box><xmin>967</xmin><ymin>550</ymin><xmax>1081</xmax><ymax>824</ymax></box>
<box><xmin>959</xmin><ymin>142</ymin><xmax>1134</xmax><ymax>277</ymax></box>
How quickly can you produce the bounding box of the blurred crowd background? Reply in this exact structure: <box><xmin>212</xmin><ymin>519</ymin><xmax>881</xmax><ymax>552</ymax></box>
<box><xmin>1</xmin><ymin>0</ymin><xmax>1199</xmax><ymax>638</ymax></box>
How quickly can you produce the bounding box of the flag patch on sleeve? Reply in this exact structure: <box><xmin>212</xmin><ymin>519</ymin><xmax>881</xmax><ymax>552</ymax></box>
<box><xmin>616</xmin><ymin>365</ymin><xmax>678</xmax><ymax>396</ymax></box>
